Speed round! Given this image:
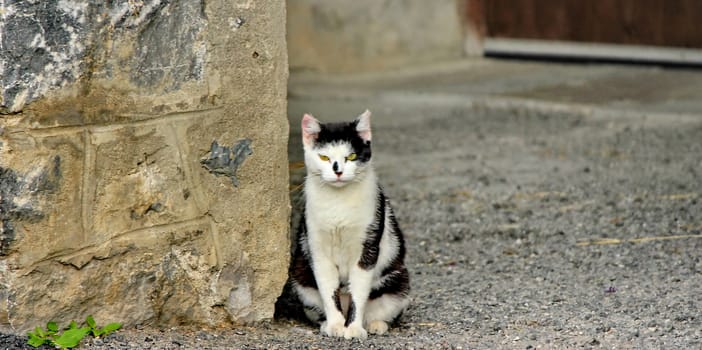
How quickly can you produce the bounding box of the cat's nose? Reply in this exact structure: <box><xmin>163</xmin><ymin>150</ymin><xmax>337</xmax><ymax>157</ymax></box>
<box><xmin>333</xmin><ymin>161</ymin><xmax>342</xmax><ymax>176</ymax></box>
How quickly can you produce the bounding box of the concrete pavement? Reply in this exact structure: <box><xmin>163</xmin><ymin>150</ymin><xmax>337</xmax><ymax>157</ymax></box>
<box><xmin>283</xmin><ymin>58</ymin><xmax>702</xmax><ymax>349</ymax></box>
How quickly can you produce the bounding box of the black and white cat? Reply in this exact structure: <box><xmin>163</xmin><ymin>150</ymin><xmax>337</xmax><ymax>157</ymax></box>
<box><xmin>291</xmin><ymin>110</ymin><xmax>410</xmax><ymax>339</ymax></box>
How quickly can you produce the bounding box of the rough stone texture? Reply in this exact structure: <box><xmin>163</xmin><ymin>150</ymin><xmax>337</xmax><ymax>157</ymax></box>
<box><xmin>0</xmin><ymin>0</ymin><xmax>289</xmax><ymax>334</ymax></box>
<box><xmin>287</xmin><ymin>0</ymin><xmax>466</xmax><ymax>73</ymax></box>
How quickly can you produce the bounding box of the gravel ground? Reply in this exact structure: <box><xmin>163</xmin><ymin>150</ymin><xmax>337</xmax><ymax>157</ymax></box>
<box><xmin>4</xmin><ymin>65</ymin><xmax>702</xmax><ymax>349</ymax></box>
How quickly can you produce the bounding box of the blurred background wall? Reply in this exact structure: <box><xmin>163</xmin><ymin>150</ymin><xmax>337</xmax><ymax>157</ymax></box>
<box><xmin>287</xmin><ymin>0</ymin><xmax>482</xmax><ymax>73</ymax></box>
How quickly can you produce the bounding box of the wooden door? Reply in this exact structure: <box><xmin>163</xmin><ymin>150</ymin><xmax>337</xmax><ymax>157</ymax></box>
<box><xmin>470</xmin><ymin>0</ymin><xmax>702</xmax><ymax>64</ymax></box>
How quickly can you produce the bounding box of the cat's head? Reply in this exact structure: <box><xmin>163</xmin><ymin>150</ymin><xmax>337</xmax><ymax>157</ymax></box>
<box><xmin>301</xmin><ymin>110</ymin><xmax>373</xmax><ymax>187</ymax></box>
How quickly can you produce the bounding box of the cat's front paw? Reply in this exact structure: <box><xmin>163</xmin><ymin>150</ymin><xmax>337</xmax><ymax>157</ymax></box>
<box><xmin>343</xmin><ymin>323</ymin><xmax>368</xmax><ymax>340</ymax></box>
<box><xmin>367</xmin><ymin>320</ymin><xmax>389</xmax><ymax>335</ymax></box>
<box><xmin>320</xmin><ymin>321</ymin><xmax>345</xmax><ymax>337</ymax></box>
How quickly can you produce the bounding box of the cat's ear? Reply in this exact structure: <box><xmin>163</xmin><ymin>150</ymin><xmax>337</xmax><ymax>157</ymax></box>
<box><xmin>302</xmin><ymin>113</ymin><xmax>321</xmax><ymax>147</ymax></box>
<box><xmin>355</xmin><ymin>109</ymin><xmax>372</xmax><ymax>143</ymax></box>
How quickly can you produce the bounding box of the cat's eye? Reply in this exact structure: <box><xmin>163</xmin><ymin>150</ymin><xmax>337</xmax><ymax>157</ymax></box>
<box><xmin>346</xmin><ymin>153</ymin><xmax>357</xmax><ymax>161</ymax></box>
<box><xmin>318</xmin><ymin>154</ymin><xmax>330</xmax><ymax>161</ymax></box>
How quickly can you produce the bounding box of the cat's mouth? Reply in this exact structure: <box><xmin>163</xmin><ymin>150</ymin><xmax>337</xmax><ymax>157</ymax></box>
<box><xmin>330</xmin><ymin>179</ymin><xmax>348</xmax><ymax>187</ymax></box>
<box><xmin>325</xmin><ymin>177</ymin><xmax>350</xmax><ymax>187</ymax></box>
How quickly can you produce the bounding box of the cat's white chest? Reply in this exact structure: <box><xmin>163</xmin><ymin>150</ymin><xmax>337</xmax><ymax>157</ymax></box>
<box><xmin>312</xmin><ymin>187</ymin><xmax>372</xmax><ymax>226</ymax></box>
<box><xmin>305</xmin><ymin>176</ymin><xmax>377</xmax><ymax>280</ymax></box>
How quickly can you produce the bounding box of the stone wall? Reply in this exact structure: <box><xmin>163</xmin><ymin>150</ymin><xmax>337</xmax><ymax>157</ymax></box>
<box><xmin>0</xmin><ymin>0</ymin><xmax>289</xmax><ymax>333</ymax></box>
<box><xmin>287</xmin><ymin>0</ymin><xmax>469</xmax><ymax>73</ymax></box>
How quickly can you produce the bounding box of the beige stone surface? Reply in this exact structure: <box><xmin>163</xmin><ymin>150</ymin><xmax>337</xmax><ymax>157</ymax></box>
<box><xmin>0</xmin><ymin>0</ymin><xmax>289</xmax><ymax>333</ymax></box>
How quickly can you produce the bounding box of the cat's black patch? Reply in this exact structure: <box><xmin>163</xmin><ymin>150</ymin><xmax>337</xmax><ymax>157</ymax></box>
<box><xmin>304</xmin><ymin>305</ymin><xmax>325</xmax><ymax>324</ymax></box>
<box><xmin>315</xmin><ymin>121</ymin><xmax>371</xmax><ymax>163</ymax></box>
<box><xmin>345</xmin><ymin>300</ymin><xmax>356</xmax><ymax>327</ymax></box>
<box><xmin>368</xmin><ymin>209</ymin><xmax>410</xmax><ymax>299</ymax></box>
<box><xmin>358</xmin><ymin>190</ymin><xmax>385</xmax><ymax>269</ymax></box>
<box><xmin>274</xmin><ymin>281</ymin><xmax>308</xmax><ymax>322</ymax></box>
<box><xmin>290</xmin><ymin>211</ymin><xmax>317</xmax><ymax>289</ymax></box>
<box><xmin>369</xmin><ymin>266</ymin><xmax>411</xmax><ymax>300</ymax></box>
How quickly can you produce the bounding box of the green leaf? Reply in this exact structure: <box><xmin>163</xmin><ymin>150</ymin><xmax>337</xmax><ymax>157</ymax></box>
<box><xmin>47</xmin><ymin>321</ymin><xmax>59</xmax><ymax>333</ymax></box>
<box><xmin>101</xmin><ymin>322</ymin><xmax>122</xmax><ymax>335</ymax></box>
<box><xmin>33</xmin><ymin>326</ymin><xmax>45</xmax><ymax>338</ymax></box>
<box><xmin>53</xmin><ymin>327</ymin><xmax>90</xmax><ymax>349</ymax></box>
<box><xmin>67</xmin><ymin>320</ymin><xmax>78</xmax><ymax>330</ymax></box>
<box><xmin>86</xmin><ymin>315</ymin><xmax>97</xmax><ymax>329</ymax></box>
<box><xmin>27</xmin><ymin>333</ymin><xmax>47</xmax><ymax>348</ymax></box>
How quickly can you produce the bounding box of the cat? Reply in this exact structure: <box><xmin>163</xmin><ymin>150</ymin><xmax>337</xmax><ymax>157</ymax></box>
<box><xmin>290</xmin><ymin>110</ymin><xmax>410</xmax><ymax>339</ymax></box>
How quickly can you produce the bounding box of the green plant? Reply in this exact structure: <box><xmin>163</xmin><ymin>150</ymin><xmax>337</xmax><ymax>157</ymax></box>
<box><xmin>85</xmin><ymin>315</ymin><xmax>122</xmax><ymax>338</ymax></box>
<box><xmin>27</xmin><ymin>315</ymin><xmax>122</xmax><ymax>349</ymax></box>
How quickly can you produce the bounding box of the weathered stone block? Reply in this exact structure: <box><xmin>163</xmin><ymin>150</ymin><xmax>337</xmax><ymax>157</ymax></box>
<box><xmin>184</xmin><ymin>109</ymin><xmax>290</xmax><ymax>322</ymax></box>
<box><xmin>89</xmin><ymin>122</ymin><xmax>203</xmax><ymax>239</ymax></box>
<box><xmin>0</xmin><ymin>131</ymin><xmax>85</xmax><ymax>268</ymax></box>
<box><xmin>2</xmin><ymin>0</ymin><xmax>214</xmax><ymax>121</ymax></box>
<box><xmin>1</xmin><ymin>0</ymin><xmax>289</xmax><ymax>334</ymax></box>
<box><xmin>4</xmin><ymin>219</ymin><xmax>225</xmax><ymax>331</ymax></box>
